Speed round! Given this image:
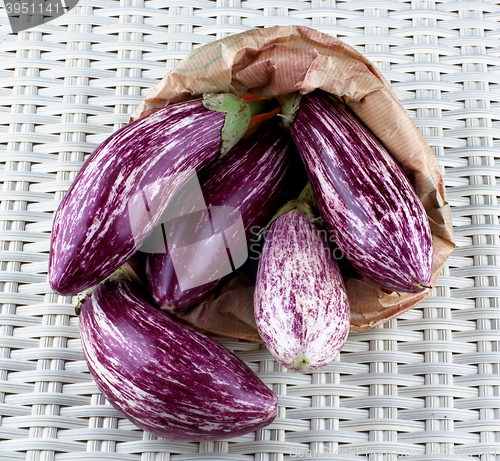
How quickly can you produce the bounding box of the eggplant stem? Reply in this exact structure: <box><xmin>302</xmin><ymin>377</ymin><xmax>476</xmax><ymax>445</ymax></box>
<box><xmin>276</xmin><ymin>92</ymin><xmax>303</xmax><ymax>129</ymax></box>
<box><xmin>74</xmin><ymin>299</ymin><xmax>82</xmax><ymax>316</ymax></box>
<box><xmin>245</xmin><ymin>97</ymin><xmax>279</xmax><ymax>118</ymax></box>
<box><xmin>203</xmin><ymin>93</ymin><xmax>281</xmax><ymax>157</ymax></box>
<box><xmin>75</xmin><ymin>266</ymin><xmax>132</xmax><ymax>312</ymax></box>
<box><xmin>258</xmin><ymin>197</ymin><xmax>323</xmax><ymax>240</ymax></box>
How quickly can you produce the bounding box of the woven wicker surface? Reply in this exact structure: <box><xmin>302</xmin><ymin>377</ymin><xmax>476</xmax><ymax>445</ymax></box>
<box><xmin>0</xmin><ymin>0</ymin><xmax>499</xmax><ymax>459</ymax></box>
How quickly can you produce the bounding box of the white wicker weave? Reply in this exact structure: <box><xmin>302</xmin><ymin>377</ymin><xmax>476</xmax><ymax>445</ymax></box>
<box><xmin>0</xmin><ymin>0</ymin><xmax>499</xmax><ymax>460</ymax></box>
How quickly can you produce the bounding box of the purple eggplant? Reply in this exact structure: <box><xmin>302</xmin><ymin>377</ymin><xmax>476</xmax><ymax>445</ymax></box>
<box><xmin>79</xmin><ymin>278</ymin><xmax>278</xmax><ymax>441</ymax></box>
<box><xmin>145</xmin><ymin>119</ymin><xmax>306</xmax><ymax>312</ymax></box>
<box><xmin>49</xmin><ymin>95</ymin><xmax>258</xmax><ymax>297</ymax></box>
<box><xmin>288</xmin><ymin>91</ymin><xmax>433</xmax><ymax>293</ymax></box>
<box><xmin>254</xmin><ymin>205</ymin><xmax>350</xmax><ymax>374</ymax></box>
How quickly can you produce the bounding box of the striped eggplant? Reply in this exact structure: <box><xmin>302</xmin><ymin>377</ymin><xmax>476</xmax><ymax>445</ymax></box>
<box><xmin>254</xmin><ymin>205</ymin><xmax>350</xmax><ymax>374</ymax></box>
<box><xmin>49</xmin><ymin>95</ymin><xmax>258</xmax><ymax>297</ymax></box>
<box><xmin>288</xmin><ymin>91</ymin><xmax>433</xmax><ymax>293</ymax></box>
<box><xmin>79</xmin><ymin>278</ymin><xmax>278</xmax><ymax>441</ymax></box>
<box><xmin>145</xmin><ymin>118</ymin><xmax>307</xmax><ymax>313</ymax></box>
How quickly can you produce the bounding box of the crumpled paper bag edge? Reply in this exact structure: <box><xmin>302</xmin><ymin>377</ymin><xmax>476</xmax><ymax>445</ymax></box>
<box><xmin>127</xmin><ymin>25</ymin><xmax>455</xmax><ymax>342</ymax></box>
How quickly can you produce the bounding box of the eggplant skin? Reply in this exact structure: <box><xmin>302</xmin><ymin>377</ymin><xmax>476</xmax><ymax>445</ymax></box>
<box><xmin>254</xmin><ymin>209</ymin><xmax>350</xmax><ymax>374</ymax></box>
<box><xmin>49</xmin><ymin>98</ymin><xmax>226</xmax><ymax>297</ymax></box>
<box><xmin>289</xmin><ymin>91</ymin><xmax>433</xmax><ymax>293</ymax></box>
<box><xmin>79</xmin><ymin>279</ymin><xmax>278</xmax><ymax>441</ymax></box>
<box><xmin>145</xmin><ymin>119</ymin><xmax>305</xmax><ymax>312</ymax></box>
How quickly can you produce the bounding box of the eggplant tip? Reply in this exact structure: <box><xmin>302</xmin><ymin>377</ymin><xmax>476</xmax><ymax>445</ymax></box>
<box><xmin>415</xmin><ymin>281</ymin><xmax>433</xmax><ymax>292</ymax></box>
<box><xmin>291</xmin><ymin>355</ymin><xmax>316</xmax><ymax>374</ymax></box>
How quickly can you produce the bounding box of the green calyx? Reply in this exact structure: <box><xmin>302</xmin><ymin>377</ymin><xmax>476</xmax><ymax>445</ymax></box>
<box><xmin>74</xmin><ymin>266</ymin><xmax>132</xmax><ymax>316</ymax></box>
<box><xmin>257</xmin><ymin>183</ymin><xmax>323</xmax><ymax>239</ymax></box>
<box><xmin>202</xmin><ymin>91</ymin><xmax>302</xmax><ymax>155</ymax></box>
<box><xmin>276</xmin><ymin>92</ymin><xmax>303</xmax><ymax>129</ymax></box>
<box><xmin>203</xmin><ymin>93</ymin><xmax>279</xmax><ymax>157</ymax></box>
<box><xmin>297</xmin><ymin>182</ymin><xmax>318</xmax><ymax>210</ymax></box>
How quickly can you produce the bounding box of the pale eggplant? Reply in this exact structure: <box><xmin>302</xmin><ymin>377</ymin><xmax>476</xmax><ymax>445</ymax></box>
<box><xmin>79</xmin><ymin>278</ymin><xmax>278</xmax><ymax>441</ymax></box>
<box><xmin>288</xmin><ymin>91</ymin><xmax>433</xmax><ymax>293</ymax></box>
<box><xmin>145</xmin><ymin>119</ymin><xmax>306</xmax><ymax>312</ymax></box>
<box><xmin>49</xmin><ymin>96</ymin><xmax>251</xmax><ymax>297</ymax></box>
<box><xmin>254</xmin><ymin>207</ymin><xmax>350</xmax><ymax>374</ymax></box>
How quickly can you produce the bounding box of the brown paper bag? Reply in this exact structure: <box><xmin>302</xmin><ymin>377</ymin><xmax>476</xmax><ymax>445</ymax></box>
<box><xmin>129</xmin><ymin>25</ymin><xmax>455</xmax><ymax>339</ymax></box>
